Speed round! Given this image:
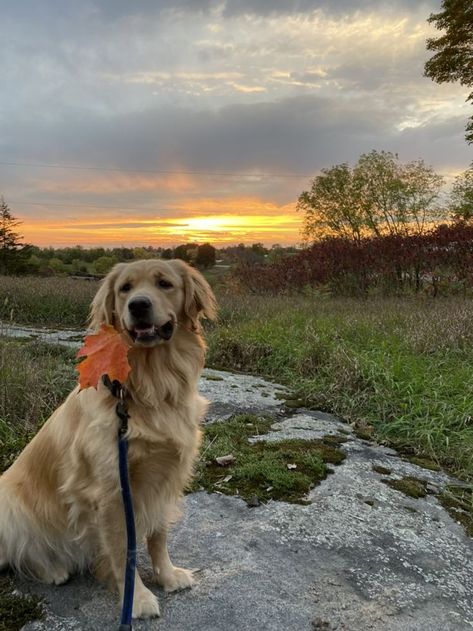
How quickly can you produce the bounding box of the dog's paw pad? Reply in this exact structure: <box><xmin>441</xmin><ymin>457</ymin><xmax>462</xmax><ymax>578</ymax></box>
<box><xmin>132</xmin><ymin>588</ymin><xmax>161</xmax><ymax>619</ymax></box>
<box><xmin>158</xmin><ymin>567</ymin><xmax>194</xmax><ymax>592</ymax></box>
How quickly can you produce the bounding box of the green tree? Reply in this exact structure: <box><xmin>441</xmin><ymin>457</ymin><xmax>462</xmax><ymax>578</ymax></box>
<box><xmin>195</xmin><ymin>243</ymin><xmax>216</xmax><ymax>268</ymax></box>
<box><xmin>94</xmin><ymin>255</ymin><xmax>118</xmax><ymax>275</ymax></box>
<box><xmin>0</xmin><ymin>197</ymin><xmax>24</xmax><ymax>274</ymax></box>
<box><xmin>48</xmin><ymin>257</ymin><xmax>65</xmax><ymax>273</ymax></box>
<box><xmin>355</xmin><ymin>151</ymin><xmax>444</xmax><ymax>236</ymax></box>
<box><xmin>298</xmin><ymin>152</ymin><xmax>444</xmax><ymax>242</ymax></box>
<box><xmin>450</xmin><ymin>164</ymin><xmax>473</xmax><ymax>221</ymax></box>
<box><xmin>297</xmin><ymin>163</ymin><xmax>365</xmax><ymax>242</ymax></box>
<box><xmin>424</xmin><ymin>0</ymin><xmax>473</xmax><ymax>143</ymax></box>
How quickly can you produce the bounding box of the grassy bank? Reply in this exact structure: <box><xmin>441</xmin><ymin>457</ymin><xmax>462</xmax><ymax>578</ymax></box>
<box><xmin>207</xmin><ymin>292</ymin><xmax>473</xmax><ymax>481</ymax></box>
<box><xmin>1</xmin><ymin>275</ymin><xmax>473</xmax><ymax>481</ymax></box>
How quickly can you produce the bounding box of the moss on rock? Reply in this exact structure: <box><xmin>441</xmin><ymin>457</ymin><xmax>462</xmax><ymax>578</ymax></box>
<box><xmin>0</xmin><ymin>576</ymin><xmax>44</xmax><ymax>631</ymax></box>
<box><xmin>382</xmin><ymin>476</ymin><xmax>428</xmax><ymax>499</ymax></box>
<box><xmin>191</xmin><ymin>414</ymin><xmax>346</xmax><ymax>505</ymax></box>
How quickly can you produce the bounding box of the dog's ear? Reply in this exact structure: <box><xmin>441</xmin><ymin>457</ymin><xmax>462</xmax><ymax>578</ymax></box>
<box><xmin>172</xmin><ymin>260</ymin><xmax>217</xmax><ymax>329</ymax></box>
<box><xmin>89</xmin><ymin>264</ymin><xmax>125</xmax><ymax>330</ymax></box>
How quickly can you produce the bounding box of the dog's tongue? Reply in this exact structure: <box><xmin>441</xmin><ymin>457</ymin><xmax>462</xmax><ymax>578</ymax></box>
<box><xmin>134</xmin><ymin>325</ymin><xmax>155</xmax><ymax>338</ymax></box>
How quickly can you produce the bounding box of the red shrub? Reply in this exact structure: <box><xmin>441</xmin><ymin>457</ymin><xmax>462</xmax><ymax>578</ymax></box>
<box><xmin>234</xmin><ymin>223</ymin><xmax>473</xmax><ymax>296</ymax></box>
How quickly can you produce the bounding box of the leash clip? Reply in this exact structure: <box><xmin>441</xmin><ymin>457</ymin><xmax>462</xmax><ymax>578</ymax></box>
<box><xmin>102</xmin><ymin>375</ymin><xmax>130</xmax><ymax>436</ymax></box>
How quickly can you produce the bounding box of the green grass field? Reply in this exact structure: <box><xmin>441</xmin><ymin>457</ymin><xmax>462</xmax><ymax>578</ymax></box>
<box><xmin>1</xmin><ymin>275</ymin><xmax>473</xmax><ymax>483</ymax></box>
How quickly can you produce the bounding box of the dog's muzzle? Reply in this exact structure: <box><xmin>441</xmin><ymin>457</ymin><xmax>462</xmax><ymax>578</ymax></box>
<box><xmin>127</xmin><ymin>296</ymin><xmax>174</xmax><ymax>344</ymax></box>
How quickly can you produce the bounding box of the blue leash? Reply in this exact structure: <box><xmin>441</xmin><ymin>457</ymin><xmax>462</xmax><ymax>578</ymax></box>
<box><xmin>103</xmin><ymin>376</ymin><xmax>137</xmax><ymax>631</ymax></box>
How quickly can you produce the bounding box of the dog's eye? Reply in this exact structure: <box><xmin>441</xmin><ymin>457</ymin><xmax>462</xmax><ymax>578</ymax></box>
<box><xmin>158</xmin><ymin>279</ymin><xmax>173</xmax><ymax>289</ymax></box>
<box><xmin>120</xmin><ymin>282</ymin><xmax>132</xmax><ymax>293</ymax></box>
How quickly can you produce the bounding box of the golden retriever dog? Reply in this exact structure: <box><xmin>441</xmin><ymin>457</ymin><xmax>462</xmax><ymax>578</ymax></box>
<box><xmin>0</xmin><ymin>259</ymin><xmax>216</xmax><ymax>618</ymax></box>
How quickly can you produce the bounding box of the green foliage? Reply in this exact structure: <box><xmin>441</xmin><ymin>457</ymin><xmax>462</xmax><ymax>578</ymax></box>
<box><xmin>424</xmin><ymin>0</ymin><xmax>473</xmax><ymax>143</ymax></box>
<box><xmin>451</xmin><ymin>164</ymin><xmax>473</xmax><ymax>221</ymax></box>
<box><xmin>298</xmin><ymin>163</ymin><xmax>365</xmax><ymax>242</ymax></box>
<box><xmin>93</xmin><ymin>255</ymin><xmax>118</xmax><ymax>274</ymax></box>
<box><xmin>298</xmin><ymin>151</ymin><xmax>444</xmax><ymax>242</ymax></box>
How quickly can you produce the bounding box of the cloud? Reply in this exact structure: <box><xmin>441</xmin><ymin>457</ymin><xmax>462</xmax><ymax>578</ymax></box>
<box><xmin>0</xmin><ymin>0</ymin><xmax>471</xmax><ymax>248</ymax></box>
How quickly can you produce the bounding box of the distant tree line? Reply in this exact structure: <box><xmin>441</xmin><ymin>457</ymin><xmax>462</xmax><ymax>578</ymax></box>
<box><xmin>0</xmin><ymin>198</ymin><xmax>297</xmax><ymax>276</ymax></box>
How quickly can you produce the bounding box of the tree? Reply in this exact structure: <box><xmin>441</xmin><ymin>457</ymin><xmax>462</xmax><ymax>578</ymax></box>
<box><xmin>161</xmin><ymin>248</ymin><xmax>173</xmax><ymax>260</ymax></box>
<box><xmin>298</xmin><ymin>152</ymin><xmax>444</xmax><ymax>242</ymax></box>
<box><xmin>424</xmin><ymin>0</ymin><xmax>473</xmax><ymax>143</ymax></box>
<box><xmin>355</xmin><ymin>151</ymin><xmax>444</xmax><ymax>236</ymax></box>
<box><xmin>195</xmin><ymin>243</ymin><xmax>216</xmax><ymax>268</ymax></box>
<box><xmin>297</xmin><ymin>163</ymin><xmax>365</xmax><ymax>242</ymax></box>
<box><xmin>48</xmin><ymin>257</ymin><xmax>65</xmax><ymax>273</ymax></box>
<box><xmin>0</xmin><ymin>197</ymin><xmax>24</xmax><ymax>274</ymax></box>
<box><xmin>173</xmin><ymin>243</ymin><xmax>199</xmax><ymax>262</ymax></box>
<box><xmin>94</xmin><ymin>255</ymin><xmax>118</xmax><ymax>275</ymax></box>
<box><xmin>450</xmin><ymin>164</ymin><xmax>473</xmax><ymax>221</ymax></box>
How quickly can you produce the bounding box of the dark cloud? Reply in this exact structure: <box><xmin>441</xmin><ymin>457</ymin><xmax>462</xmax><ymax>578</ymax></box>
<box><xmin>221</xmin><ymin>0</ymin><xmax>438</xmax><ymax>17</ymax></box>
<box><xmin>1</xmin><ymin>93</ymin><xmax>468</xmax><ymax>194</ymax></box>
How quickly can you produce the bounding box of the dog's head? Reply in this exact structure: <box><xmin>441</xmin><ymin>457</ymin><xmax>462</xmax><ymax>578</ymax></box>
<box><xmin>90</xmin><ymin>259</ymin><xmax>216</xmax><ymax>347</ymax></box>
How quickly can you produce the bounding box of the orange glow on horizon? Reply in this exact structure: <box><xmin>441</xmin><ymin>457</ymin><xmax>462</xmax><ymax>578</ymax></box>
<box><xmin>19</xmin><ymin>199</ymin><xmax>302</xmax><ymax>247</ymax></box>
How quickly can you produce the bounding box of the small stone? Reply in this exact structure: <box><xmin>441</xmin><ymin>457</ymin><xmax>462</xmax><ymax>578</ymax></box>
<box><xmin>246</xmin><ymin>495</ymin><xmax>261</xmax><ymax>508</ymax></box>
<box><xmin>287</xmin><ymin>463</ymin><xmax>297</xmax><ymax>470</ymax></box>
<box><xmin>215</xmin><ymin>454</ymin><xmax>235</xmax><ymax>466</ymax></box>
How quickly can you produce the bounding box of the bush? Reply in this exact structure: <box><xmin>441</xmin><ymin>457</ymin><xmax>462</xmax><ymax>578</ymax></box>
<box><xmin>235</xmin><ymin>223</ymin><xmax>473</xmax><ymax>296</ymax></box>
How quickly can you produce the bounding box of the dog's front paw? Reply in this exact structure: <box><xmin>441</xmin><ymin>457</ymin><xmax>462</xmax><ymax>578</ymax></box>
<box><xmin>132</xmin><ymin>587</ymin><xmax>161</xmax><ymax>619</ymax></box>
<box><xmin>40</xmin><ymin>567</ymin><xmax>70</xmax><ymax>585</ymax></box>
<box><xmin>155</xmin><ymin>566</ymin><xmax>194</xmax><ymax>592</ymax></box>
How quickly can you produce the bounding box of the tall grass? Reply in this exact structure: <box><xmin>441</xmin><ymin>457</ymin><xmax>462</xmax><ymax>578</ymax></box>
<box><xmin>0</xmin><ymin>276</ymin><xmax>96</xmax><ymax>327</ymax></box>
<box><xmin>207</xmin><ymin>292</ymin><xmax>473</xmax><ymax>480</ymax></box>
<box><xmin>0</xmin><ymin>339</ymin><xmax>76</xmax><ymax>471</ymax></box>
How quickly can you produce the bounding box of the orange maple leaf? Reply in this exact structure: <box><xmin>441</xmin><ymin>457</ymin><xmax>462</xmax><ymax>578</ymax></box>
<box><xmin>76</xmin><ymin>324</ymin><xmax>131</xmax><ymax>389</ymax></box>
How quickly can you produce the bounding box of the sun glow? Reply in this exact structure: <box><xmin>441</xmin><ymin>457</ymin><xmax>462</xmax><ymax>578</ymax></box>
<box><xmin>20</xmin><ymin>208</ymin><xmax>302</xmax><ymax>247</ymax></box>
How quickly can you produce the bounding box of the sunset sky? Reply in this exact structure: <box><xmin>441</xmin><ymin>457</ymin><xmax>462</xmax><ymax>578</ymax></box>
<box><xmin>0</xmin><ymin>0</ymin><xmax>471</xmax><ymax>247</ymax></box>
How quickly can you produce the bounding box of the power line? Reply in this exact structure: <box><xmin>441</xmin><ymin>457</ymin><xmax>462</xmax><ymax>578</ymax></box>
<box><xmin>7</xmin><ymin>199</ymin><xmax>172</xmax><ymax>212</ymax></box>
<box><xmin>0</xmin><ymin>160</ymin><xmax>313</xmax><ymax>180</ymax></box>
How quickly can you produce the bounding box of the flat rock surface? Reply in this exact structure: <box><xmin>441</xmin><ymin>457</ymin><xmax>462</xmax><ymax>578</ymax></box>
<box><xmin>2</xmin><ymin>327</ymin><xmax>472</xmax><ymax>630</ymax></box>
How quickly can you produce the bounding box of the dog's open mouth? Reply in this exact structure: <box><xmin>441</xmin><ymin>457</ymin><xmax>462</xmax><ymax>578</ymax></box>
<box><xmin>128</xmin><ymin>321</ymin><xmax>174</xmax><ymax>344</ymax></box>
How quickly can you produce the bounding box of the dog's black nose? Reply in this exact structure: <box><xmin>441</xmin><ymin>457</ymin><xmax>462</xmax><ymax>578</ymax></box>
<box><xmin>128</xmin><ymin>296</ymin><xmax>152</xmax><ymax>316</ymax></box>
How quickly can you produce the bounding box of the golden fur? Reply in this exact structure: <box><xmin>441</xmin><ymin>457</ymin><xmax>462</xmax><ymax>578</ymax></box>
<box><xmin>0</xmin><ymin>259</ymin><xmax>216</xmax><ymax>618</ymax></box>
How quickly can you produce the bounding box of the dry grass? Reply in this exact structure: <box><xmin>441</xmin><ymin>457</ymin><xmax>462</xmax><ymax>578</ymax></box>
<box><xmin>0</xmin><ymin>275</ymin><xmax>97</xmax><ymax>327</ymax></box>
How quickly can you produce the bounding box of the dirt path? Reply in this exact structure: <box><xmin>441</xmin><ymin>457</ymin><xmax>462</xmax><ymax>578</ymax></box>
<box><xmin>3</xmin><ymin>325</ymin><xmax>472</xmax><ymax>630</ymax></box>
